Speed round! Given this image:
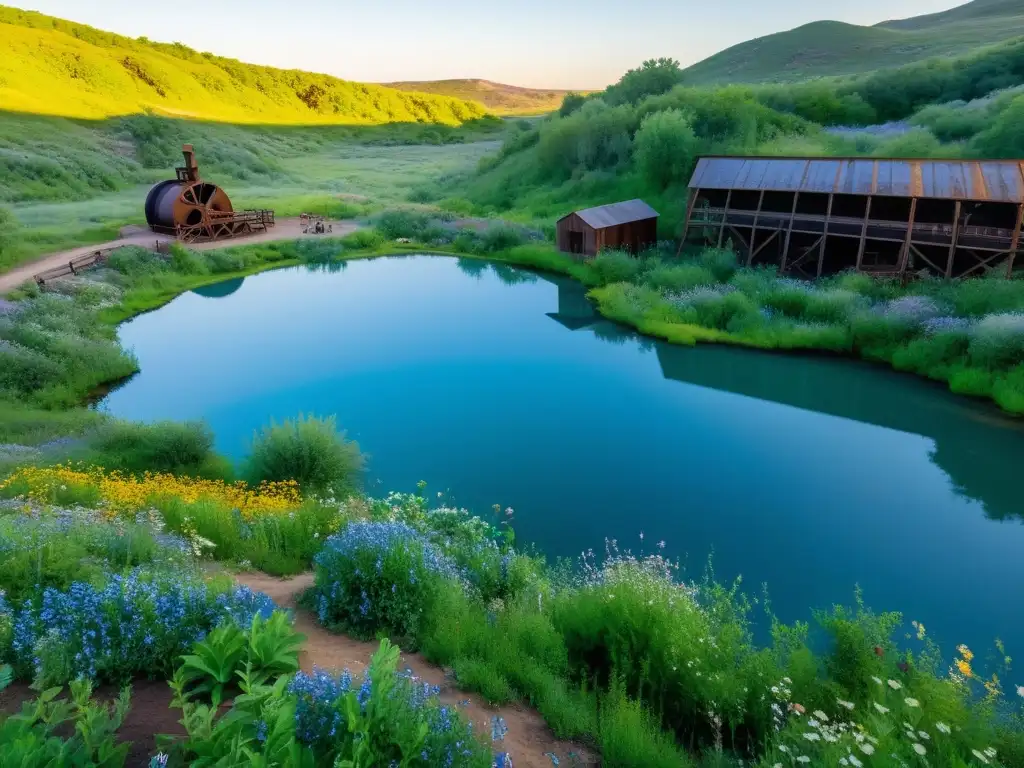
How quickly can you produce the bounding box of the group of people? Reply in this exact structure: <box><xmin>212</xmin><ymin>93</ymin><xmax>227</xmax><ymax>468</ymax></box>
<box><xmin>301</xmin><ymin>214</ymin><xmax>332</xmax><ymax>234</ymax></box>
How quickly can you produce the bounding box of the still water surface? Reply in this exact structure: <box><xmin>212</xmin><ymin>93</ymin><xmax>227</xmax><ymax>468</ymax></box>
<box><xmin>102</xmin><ymin>256</ymin><xmax>1024</xmax><ymax>652</ymax></box>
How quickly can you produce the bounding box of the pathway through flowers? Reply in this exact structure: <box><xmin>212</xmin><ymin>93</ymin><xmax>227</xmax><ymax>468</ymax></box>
<box><xmin>236</xmin><ymin>571</ymin><xmax>596</xmax><ymax>768</ymax></box>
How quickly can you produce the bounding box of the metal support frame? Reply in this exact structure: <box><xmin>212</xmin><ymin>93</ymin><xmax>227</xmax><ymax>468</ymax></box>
<box><xmin>717</xmin><ymin>190</ymin><xmax>732</xmax><ymax>249</ymax></box>
<box><xmin>855</xmin><ymin>196</ymin><xmax>872</xmax><ymax>272</ymax></box>
<box><xmin>898</xmin><ymin>198</ymin><xmax>918</xmax><ymax>277</ymax></box>
<box><xmin>1007</xmin><ymin>203</ymin><xmax>1024</xmax><ymax>278</ymax></box>
<box><xmin>817</xmin><ymin>194</ymin><xmax>834</xmax><ymax>278</ymax></box>
<box><xmin>946</xmin><ymin>201</ymin><xmax>962</xmax><ymax>279</ymax></box>
<box><xmin>780</xmin><ymin>192</ymin><xmax>799</xmax><ymax>274</ymax></box>
<box><xmin>747</xmin><ymin>190</ymin><xmax>765</xmax><ymax>266</ymax></box>
<box><xmin>677</xmin><ymin>188</ymin><xmax>699</xmax><ymax>257</ymax></box>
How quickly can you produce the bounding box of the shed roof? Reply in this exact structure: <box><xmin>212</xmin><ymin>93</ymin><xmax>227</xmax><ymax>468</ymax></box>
<box><xmin>562</xmin><ymin>199</ymin><xmax>660</xmax><ymax>229</ymax></box>
<box><xmin>688</xmin><ymin>157</ymin><xmax>1024</xmax><ymax>203</ymax></box>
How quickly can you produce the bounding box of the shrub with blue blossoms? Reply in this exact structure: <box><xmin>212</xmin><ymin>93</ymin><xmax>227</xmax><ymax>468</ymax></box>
<box><xmin>287</xmin><ymin>640</ymin><xmax>494</xmax><ymax>767</ymax></box>
<box><xmin>5</xmin><ymin>568</ymin><xmax>275</xmax><ymax>685</ymax></box>
<box><xmin>312</xmin><ymin>521</ymin><xmax>459</xmax><ymax>641</ymax></box>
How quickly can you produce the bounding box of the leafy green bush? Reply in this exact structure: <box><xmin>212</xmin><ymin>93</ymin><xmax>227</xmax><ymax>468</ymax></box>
<box><xmin>643</xmin><ymin>262</ymin><xmax>717</xmax><ymax>292</ymax></box>
<box><xmin>590</xmin><ymin>249</ymin><xmax>644</xmax><ymax>285</ymax></box>
<box><xmin>633</xmin><ymin>108</ymin><xmax>699</xmax><ymax>189</ymax></box>
<box><xmin>311</xmin><ymin>521</ymin><xmax>459</xmax><ymax>642</ymax></box>
<box><xmin>175</xmin><ymin>611</ymin><xmax>302</xmax><ymax>706</ymax></box>
<box><xmin>89</xmin><ymin>419</ymin><xmax>220</xmax><ymax>476</ymax></box>
<box><xmin>376</xmin><ymin>209</ymin><xmax>431</xmax><ymax>240</ymax></box>
<box><xmin>0</xmin><ymin>677</ymin><xmax>130</xmax><ymax>768</ymax></box>
<box><xmin>967</xmin><ymin>314</ymin><xmax>1024</xmax><ymax>370</ymax></box>
<box><xmin>244</xmin><ymin>414</ymin><xmax>363</xmax><ymax>498</ymax></box>
<box><xmin>553</xmin><ymin>552</ymin><xmax>778</xmax><ymax>751</ymax></box>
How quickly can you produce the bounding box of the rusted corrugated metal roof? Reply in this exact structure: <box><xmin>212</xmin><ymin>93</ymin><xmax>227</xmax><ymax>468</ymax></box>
<box><xmin>688</xmin><ymin>157</ymin><xmax>1024</xmax><ymax>202</ymax></box>
<box><xmin>562</xmin><ymin>199</ymin><xmax>660</xmax><ymax>229</ymax></box>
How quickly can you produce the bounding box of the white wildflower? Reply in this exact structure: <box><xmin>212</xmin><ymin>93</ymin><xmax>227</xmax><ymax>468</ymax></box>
<box><xmin>849</xmin><ymin>756</ymin><xmax>863</xmax><ymax>768</ymax></box>
<box><xmin>802</xmin><ymin>732</ymin><xmax>821</xmax><ymax>742</ymax></box>
<box><xmin>887</xmin><ymin>679</ymin><xmax>902</xmax><ymax>690</ymax></box>
<box><xmin>972</xmin><ymin>749</ymin><xmax>989</xmax><ymax>764</ymax></box>
<box><xmin>874</xmin><ymin>702</ymin><xmax>889</xmax><ymax>714</ymax></box>
<box><xmin>813</xmin><ymin>710</ymin><xmax>829</xmax><ymax>721</ymax></box>
<box><xmin>984</xmin><ymin>748</ymin><xmax>997</xmax><ymax>759</ymax></box>
<box><xmin>796</xmin><ymin>758</ymin><xmax>810</xmax><ymax>764</ymax></box>
<box><xmin>913</xmin><ymin>743</ymin><xmax>926</xmax><ymax>756</ymax></box>
<box><xmin>935</xmin><ymin>722</ymin><xmax>950</xmax><ymax>735</ymax></box>
<box><xmin>860</xmin><ymin>743</ymin><xmax>875</xmax><ymax>755</ymax></box>
<box><xmin>904</xmin><ymin>697</ymin><xmax>919</xmax><ymax>708</ymax></box>
<box><xmin>808</xmin><ymin>719</ymin><xmax>820</xmax><ymax>728</ymax></box>
<box><xmin>1017</xmin><ymin>685</ymin><xmax>1024</xmax><ymax>698</ymax></box>
<box><xmin>837</xmin><ymin>699</ymin><xmax>855</xmax><ymax>710</ymax></box>
<box><xmin>783</xmin><ymin>677</ymin><xmax>792</xmax><ymax>684</ymax></box>
<box><xmin>871</xmin><ymin>676</ymin><xmax>883</xmax><ymax>685</ymax></box>
<box><xmin>918</xmin><ymin>730</ymin><xmax>929</xmax><ymax>740</ymax></box>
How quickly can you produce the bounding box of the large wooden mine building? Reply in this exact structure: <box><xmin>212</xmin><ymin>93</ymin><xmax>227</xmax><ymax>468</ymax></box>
<box><xmin>679</xmin><ymin>156</ymin><xmax>1024</xmax><ymax>279</ymax></box>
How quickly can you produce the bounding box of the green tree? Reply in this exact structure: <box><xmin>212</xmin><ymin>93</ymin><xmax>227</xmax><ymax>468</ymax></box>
<box><xmin>633</xmin><ymin>108</ymin><xmax>699</xmax><ymax>189</ymax></box>
<box><xmin>606</xmin><ymin>58</ymin><xmax>683</xmax><ymax>106</ymax></box>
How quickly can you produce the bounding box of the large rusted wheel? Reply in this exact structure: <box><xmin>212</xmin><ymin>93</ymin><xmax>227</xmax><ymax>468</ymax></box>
<box><xmin>145</xmin><ymin>180</ymin><xmax>234</xmax><ymax>235</ymax></box>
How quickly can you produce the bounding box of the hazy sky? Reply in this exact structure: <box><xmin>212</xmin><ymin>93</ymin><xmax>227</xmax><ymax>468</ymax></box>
<box><xmin>21</xmin><ymin>0</ymin><xmax>965</xmax><ymax>89</ymax></box>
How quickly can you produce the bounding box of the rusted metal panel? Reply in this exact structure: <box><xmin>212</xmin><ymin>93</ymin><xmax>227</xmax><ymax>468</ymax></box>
<box><xmin>688</xmin><ymin>157</ymin><xmax>1024</xmax><ymax>202</ymax></box>
<box><xmin>563</xmin><ymin>199</ymin><xmax>659</xmax><ymax>229</ymax></box>
<box><xmin>803</xmin><ymin>160</ymin><xmax>840</xmax><ymax>193</ymax></box>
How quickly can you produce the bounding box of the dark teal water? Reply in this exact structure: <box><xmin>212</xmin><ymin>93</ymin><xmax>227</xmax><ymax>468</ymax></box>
<box><xmin>102</xmin><ymin>256</ymin><xmax>1024</xmax><ymax>653</ymax></box>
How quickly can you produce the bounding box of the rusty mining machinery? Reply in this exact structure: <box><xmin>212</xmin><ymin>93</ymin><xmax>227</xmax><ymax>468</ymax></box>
<box><xmin>144</xmin><ymin>145</ymin><xmax>275</xmax><ymax>243</ymax></box>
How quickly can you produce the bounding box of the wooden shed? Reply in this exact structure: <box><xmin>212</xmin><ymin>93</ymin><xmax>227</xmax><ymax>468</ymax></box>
<box><xmin>556</xmin><ymin>199</ymin><xmax>659</xmax><ymax>257</ymax></box>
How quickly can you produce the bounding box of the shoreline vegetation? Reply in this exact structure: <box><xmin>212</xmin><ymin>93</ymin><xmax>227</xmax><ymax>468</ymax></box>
<box><xmin>2</xmin><ymin>5</ymin><xmax>1024</xmax><ymax>765</ymax></box>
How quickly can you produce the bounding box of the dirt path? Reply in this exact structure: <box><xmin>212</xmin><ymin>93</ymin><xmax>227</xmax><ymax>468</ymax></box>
<box><xmin>0</xmin><ymin>218</ymin><xmax>361</xmax><ymax>295</ymax></box>
<box><xmin>236</xmin><ymin>572</ymin><xmax>597</xmax><ymax>768</ymax></box>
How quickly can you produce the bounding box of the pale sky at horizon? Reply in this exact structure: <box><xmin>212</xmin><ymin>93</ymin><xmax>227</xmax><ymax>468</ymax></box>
<box><xmin>19</xmin><ymin>0</ymin><xmax>966</xmax><ymax>89</ymax></box>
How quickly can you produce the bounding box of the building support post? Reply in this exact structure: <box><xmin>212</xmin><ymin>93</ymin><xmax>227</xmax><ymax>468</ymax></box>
<box><xmin>780</xmin><ymin>192</ymin><xmax>799</xmax><ymax>275</ymax></box>
<box><xmin>817</xmin><ymin>194</ymin><xmax>834</xmax><ymax>278</ymax></box>
<box><xmin>1007</xmin><ymin>203</ymin><xmax>1024</xmax><ymax>278</ymax></box>
<box><xmin>676</xmin><ymin>188</ymin><xmax>699</xmax><ymax>257</ymax></box>
<box><xmin>946</xmin><ymin>201</ymin><xmax>962</xmax><ymax>279</ymax></box>
<box><xmin>898</xmin><ymin>198</ymin><xmax>918</xmax><ymax>279</ymax></box>
<box><xmin>747</xmin><ymin>190</ymin><xmax>765</xmax><ymax>266</ymax></box>
<box><xmin>855</xmin><ymin>196</ymin><xmax>872</xmax><ymax>272</ymax></box>
<box><xmin>717</xmin><ymin>190</ymin><xmax>732</xmax><ymax>249</ymax></box>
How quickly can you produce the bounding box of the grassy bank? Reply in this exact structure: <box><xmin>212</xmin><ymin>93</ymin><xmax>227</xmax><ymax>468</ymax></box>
<box><xmin>1</xmin><ymin>458</ymin><xmax>1021</xmax><ymax>767</ymax></box>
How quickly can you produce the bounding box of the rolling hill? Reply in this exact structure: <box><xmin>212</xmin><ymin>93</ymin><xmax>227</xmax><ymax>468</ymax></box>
<box><xmin>681</xmin><ymin>0</ymin><xmax>1024</xmax><ymax>85</ymax></box>
<box><xmin>383</xmin><ymin>79</ymin><xmax>575</xmax><ymax>115</ymax></box>
<box><xmin>0</xmin><ymin>5</ymin><xmax>487</xmax><ymax>125</ymax></box>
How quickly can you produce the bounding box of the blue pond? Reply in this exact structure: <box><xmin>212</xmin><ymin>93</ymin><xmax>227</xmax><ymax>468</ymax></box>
<box><xmin>102</xmin><ymin>255</ymin><xmax>1024</xmax><ymax>653</ymax></box>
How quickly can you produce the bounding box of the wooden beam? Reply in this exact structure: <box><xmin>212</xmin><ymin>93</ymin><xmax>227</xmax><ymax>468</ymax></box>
<box><xmin>909</xmin><ymin>244</ymin><xmax>944</xmax><ymax>276</ymax></box>
<box><xmin>717</xmin><ymin>190</ymin><xmax>732</xmax><ymax>249</ymax></box>
<box><xmin>960</xmin><ymin>249</ymin><xmax>1008</xmax><ymax>279</ymax></box>
<box><xmin>898</xmin><ymin>198</ymin><xmax>918</xmax><ymax>277</ymax></box>
<box><xmin>855</xmin><ymin>196</ymin><xmax>872</xmax><ymax>272</ymax></box>
<box><xmin>750</xmin><ymin>229</ymin><xmax>781</xmax><ymax>260</ymax></box>
<box><xmin>676</xmin><ymin>188</ymin><xmax>699</xmax><ymax>257</ymax></box>
<box><xmin>1007</xmin><ymin>203</ymin><xmax>1024</xmax><ymax>278</ymax></box>
<box><xmin>747</xmin><ymin>190</ymin><xmax>766</xmax><ymax>266</ymax></box>
<box><xmin>945</xmin><ymin>201</ymin><xmax>961</xmax><ymax>279</ymax></box>
<box><xmin>727</xmin><ymin>226</ymin><xmax>749</xmax><ymax>254</ymax></box>
<box><xmin>817</xmin><ymin>194</ymin><xmax>834</xmax><ymax>278</ymax></box>
<box><xmin>780</xmin><ymin>192</ymin><xmax>800</xmax><ymax>275</ymax></box>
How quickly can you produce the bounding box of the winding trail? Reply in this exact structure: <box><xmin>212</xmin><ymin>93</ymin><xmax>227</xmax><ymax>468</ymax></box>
<box><xmin>236</xmin><ymin>572</ymin><xmax>597</xmax><ymax>768</ymax></box>
<box><xmin>0</xmin><ymin>218</ymin><xmax>361</xmax><ymax>295</ymax></box>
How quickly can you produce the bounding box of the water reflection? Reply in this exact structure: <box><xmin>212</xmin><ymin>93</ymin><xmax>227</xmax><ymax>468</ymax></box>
<box><xmin>191</xmin><ymin>277</ymin><xmax>245</xmax><ymax>298</ymax></box>
<box><xmin>543</xmin><ymin>273</ymin><xmax>1024</xmax><ymax>524</ymax></box>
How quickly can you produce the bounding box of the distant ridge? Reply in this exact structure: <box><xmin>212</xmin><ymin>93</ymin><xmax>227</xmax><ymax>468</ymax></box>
<box><xmin>384</xmin><ymin>79</ymin><xmax>579</xmax><ymax>115</ymax></box>
<box><xmin>681</xmin><ymin>0</ymin><xmax>1024</xmax><ymax>85</ymax></box>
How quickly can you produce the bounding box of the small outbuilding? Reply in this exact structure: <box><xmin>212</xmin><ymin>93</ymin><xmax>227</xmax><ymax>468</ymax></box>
<box><xmin>556</xmin><ymin>199</ymin><xmax>659</xmax><ymax>258</ymax></box>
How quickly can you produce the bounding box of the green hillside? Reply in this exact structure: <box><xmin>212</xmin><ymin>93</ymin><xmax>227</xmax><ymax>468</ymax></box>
<box><xmin>0</xmin><ymin>5</ymin><xmax>487</xmax><ymax>124</ymax></box>
<box><xmin>681</xmin><ymin>0</ymin><xmax>1024</xmax><ymax>84</ymax></box>
<box><xmin>384</xmin><ymin>79</ymin><xmax>576</xmax><ymax>115</ymax></box>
